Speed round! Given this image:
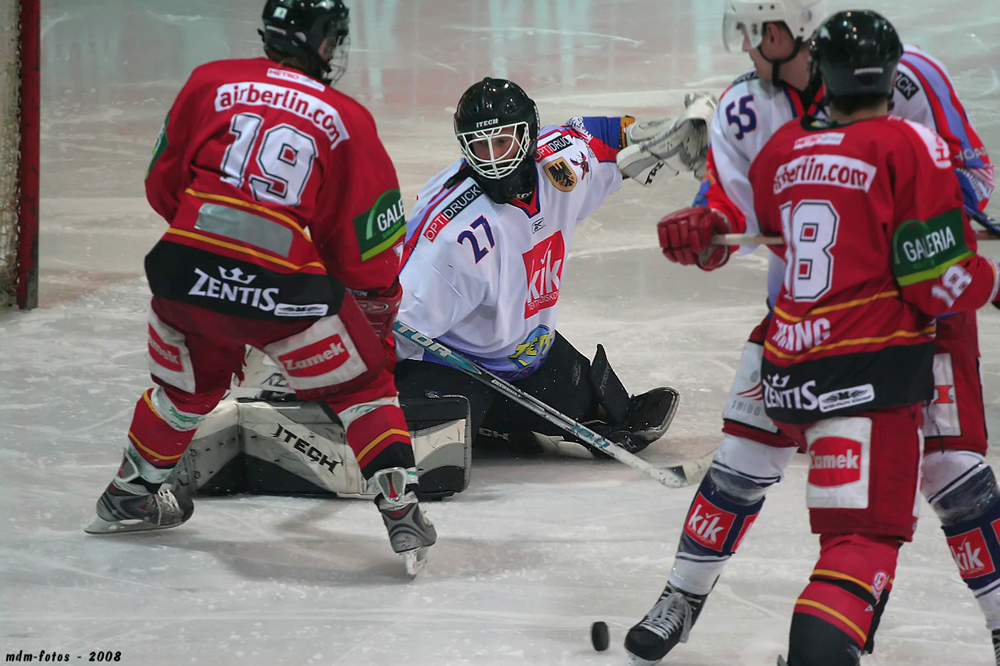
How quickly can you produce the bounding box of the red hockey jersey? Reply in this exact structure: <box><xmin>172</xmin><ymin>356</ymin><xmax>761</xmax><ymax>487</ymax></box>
<box><xmin>144</xmin><ymin>57</ymin><xmax>405</xmax><ymax>320</ymax></box>
<box><xmin>749</xmin><ymin>115</ymin><xmax>999</xmax><ymax>424</ymax></box>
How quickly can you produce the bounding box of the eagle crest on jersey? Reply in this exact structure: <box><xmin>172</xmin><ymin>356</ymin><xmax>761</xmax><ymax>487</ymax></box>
<box><xmin>544</xmin><ymin>158</ymin><xmax>577</xmax><ymax>192</ymax></box>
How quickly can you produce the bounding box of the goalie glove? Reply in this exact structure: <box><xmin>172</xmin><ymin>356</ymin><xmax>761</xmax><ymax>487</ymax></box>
<box><xmin>657</xmin><ymin>206</ymin><xmax>733</xmax><ymax>270</ymax></box>
<box><xmin>618</xmin><ymin>92</ymin><xmax>717</xmax><ymax>186</ymax></box>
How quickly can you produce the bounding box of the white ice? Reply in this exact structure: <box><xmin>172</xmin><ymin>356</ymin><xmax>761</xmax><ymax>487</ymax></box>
<box><xmin>3</xmin><ymin>1</ymin><xmax>1000</xmax><ymax>664</ymax></box>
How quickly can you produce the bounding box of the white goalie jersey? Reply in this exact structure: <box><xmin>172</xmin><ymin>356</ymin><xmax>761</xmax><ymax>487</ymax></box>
<box><xmin>396</xmin><ymin>117</ymin><xmax>626</xmax><ymax>379</ymax></box>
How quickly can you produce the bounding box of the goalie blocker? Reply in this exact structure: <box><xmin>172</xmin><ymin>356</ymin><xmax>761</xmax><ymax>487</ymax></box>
<box><xmin>169</xmin><ymin>395</ymin><xmax>471</xmax><ymax>501</ymax></box>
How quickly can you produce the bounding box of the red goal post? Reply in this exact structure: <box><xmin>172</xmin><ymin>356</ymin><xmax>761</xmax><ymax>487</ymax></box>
<box><xmin>0</xmin><ymin>0</ymin><xmax>40</xmax><ymax>310</ymax></box>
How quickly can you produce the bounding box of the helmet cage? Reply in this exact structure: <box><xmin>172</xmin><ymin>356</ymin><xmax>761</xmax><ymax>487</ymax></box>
<box><xmin>457</xmin><ymin>121</ymin><xmax>533</xmax><ymax>181</ymax></box>
<box><xmin>319</xmin><ymin>23</ymin><xmax>350</xmax><ymax>86</ymax></box>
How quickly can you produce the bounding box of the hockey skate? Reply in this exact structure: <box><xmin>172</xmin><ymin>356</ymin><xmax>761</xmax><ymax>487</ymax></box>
<box><xmin>372</xmin><ymin>467</ymin><xmax>437</xmax><ymax>577</ymax></box>
<box><xmin>624</xmin><ymin>583</ymin><xmax>709</xmax><ymax>665</ymax></box>
<box><xmin>85</xmin><ymin>448</ymin><xmax>194</xmax><ymax>535</ymax></box>
<box><xmin>992</xmin><ymin>628</ymin><xmax>1000</xmax><ymax>666</ymax></box>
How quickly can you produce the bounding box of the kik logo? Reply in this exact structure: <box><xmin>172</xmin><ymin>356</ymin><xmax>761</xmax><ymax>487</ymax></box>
<box><xmin>685</xmin><ymin>495</ymin><xmax>737</xmax><ymax>551</ymax></box>
<box><xmin>947</xmin><ymin>529</ymin><xmax>995</xmax><ymax>579</ymax></box>
<box><xmin>522</xmin><ymin>232</ymin><xmax>566</xmax><ymax>318</ymax></box>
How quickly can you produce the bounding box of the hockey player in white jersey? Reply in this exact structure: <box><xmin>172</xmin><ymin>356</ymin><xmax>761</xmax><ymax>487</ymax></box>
<box><xmin>626</xmin><ymin>2</ymin><xmax>1000</xmax><ymax>665</ymax></box>
<box><xmin>394</xmin><ymin>78</ymin><xmax>711</xmax><ymax>456</ymax></box>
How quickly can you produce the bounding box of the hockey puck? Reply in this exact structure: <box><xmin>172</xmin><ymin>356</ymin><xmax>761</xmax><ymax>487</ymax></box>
<box><xmin>590</xmin><ymin>621</ymin><xmax>609</xmax><ymax>651</ymax></box>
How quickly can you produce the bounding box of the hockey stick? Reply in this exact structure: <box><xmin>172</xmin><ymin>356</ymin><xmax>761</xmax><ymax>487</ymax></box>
<box><xmin>967</xmin><ymin>206</ymin><xmax>1000</xmax><ymax>238</ymax></box>
<box><xmin>713</xmin><ymin>228</ymin><xmax>998</xmax><ymax>247</ymax></box>
<box><xmin>393</xmin><ymin>320</ymin><xmax>713</xmax><ymax>489</ymax></box>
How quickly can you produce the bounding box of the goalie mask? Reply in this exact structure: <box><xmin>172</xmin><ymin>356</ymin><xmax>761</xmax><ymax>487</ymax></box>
<box><xmin>261</xmin><ymin>0</ymin><xmax>350</xmax><ymax>86</ymax></box>
<box><xmin>808</xmin><ymin>11</ymin><xmax>903</xmax><ymax>100</ymax></box>
<box><xmin>454</xmin><ymin>78</ymin><xmax>540</xmax><ymax>204</ymax></box>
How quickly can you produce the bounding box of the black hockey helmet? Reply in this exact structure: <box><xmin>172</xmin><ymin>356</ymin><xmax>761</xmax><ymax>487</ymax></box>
<box><xmin>454</xmin><ymin>78</ymin><xmax>540</xmax><ymax>204</ymax></box>
<box><xmin>261</xmin><ymin>0</ymin><xmax>350</xmax><ymax>86</ymax></box>
<box><xmin>808</xmin><ymin>10</ymin><xmax>903</xmax><ymax>99</ymax></box>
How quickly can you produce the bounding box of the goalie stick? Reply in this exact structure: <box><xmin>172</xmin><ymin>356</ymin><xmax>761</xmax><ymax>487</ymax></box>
<box><xmin>393</xmin><ymin>320</ymin><xmax>713</xmax><ymax>489</ymax></box>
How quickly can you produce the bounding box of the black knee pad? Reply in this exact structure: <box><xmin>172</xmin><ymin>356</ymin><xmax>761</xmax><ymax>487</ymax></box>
<box><xmin>787</xmin><ymin>612</ymin><xmax>862</xmax><ymax>666</ymax></box>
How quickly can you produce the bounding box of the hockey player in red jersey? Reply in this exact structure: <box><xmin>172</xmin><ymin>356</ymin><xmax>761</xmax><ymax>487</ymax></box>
<box><xmin>748</xmin><ymin>13</ymin><xmax>1000</xmax><ymax>663</ymax></box>
<box><xmin>626</xmin><ymin>1</ymin><xmax>1000</xmax><ymax>664</ymax></box>
<box><xmin>84</xmin><ymin>0</ymin><xmax>435</xmax><ymax>576</ymax></box>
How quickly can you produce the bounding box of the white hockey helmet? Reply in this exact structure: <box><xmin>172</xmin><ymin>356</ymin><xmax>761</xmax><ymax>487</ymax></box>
<box><xmin>722</xmin><ymin>0</ymin><xmax>828</xmax><ymax>54</ymax></box>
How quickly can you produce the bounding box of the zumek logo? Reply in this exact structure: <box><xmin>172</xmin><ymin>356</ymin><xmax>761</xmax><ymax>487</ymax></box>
<box><xmin>523</xmin><ymin>232</ymin><xmax>566</xmax><ymax>318</ymax></box>
<box><xmin>808</xmin><ymin>436</ymin><xmax>862</xmax><ymax>487</ymax></box>
<box><xmin>278</xmin><ymin>334</ymin><xmax>350</xmax><ymax>378</ymax></box>
<box><xmin>148</xmin><ymin>325</ymin><xmax>183</xmax><ymax>372</ymax></box>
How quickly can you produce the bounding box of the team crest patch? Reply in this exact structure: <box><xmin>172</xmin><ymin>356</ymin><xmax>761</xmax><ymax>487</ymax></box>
<box><xmin>544</xmin><ymin>158</ymin><xmax>577</xmax><ymax>192</ymax></box>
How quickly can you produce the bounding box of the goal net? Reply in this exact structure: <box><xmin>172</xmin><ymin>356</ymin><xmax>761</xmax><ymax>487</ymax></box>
<box><xmin>0</xmin><ymin>0</ymin><xmax>39</xmax><ymax>309</ymax></box>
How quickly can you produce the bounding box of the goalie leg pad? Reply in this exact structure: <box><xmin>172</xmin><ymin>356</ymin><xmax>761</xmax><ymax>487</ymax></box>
<box><xmin>171</xmin><ymin>395</ymin><xmax>471</xmax><ymax>500</ymax></box>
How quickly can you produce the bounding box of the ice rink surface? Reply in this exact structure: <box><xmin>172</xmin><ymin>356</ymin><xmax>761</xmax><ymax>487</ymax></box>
<box><xmin>3</xmin><ymin>0</ymin><xmax>1000</xmax><ymax>664</ymax></box>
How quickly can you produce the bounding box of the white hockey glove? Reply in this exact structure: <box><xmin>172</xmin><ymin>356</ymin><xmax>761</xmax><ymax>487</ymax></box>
<box><xmin>618</xmin><ymin>92</ymin><xmax>717</xmax><ymax>186</ymax></box>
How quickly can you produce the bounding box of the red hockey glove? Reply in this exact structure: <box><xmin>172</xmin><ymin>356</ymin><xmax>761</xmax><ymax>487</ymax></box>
<box><xmin>657</xmin><ymin>206</ymin><xmax>733</xmax><ymax>270</ymax></box>
<box><xmin>350</xmin><ymin>280</ymin><xmax>402</xmax><ymax>340</ymax></box>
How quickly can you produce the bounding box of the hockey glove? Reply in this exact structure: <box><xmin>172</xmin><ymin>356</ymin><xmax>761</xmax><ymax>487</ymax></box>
<box><xmin>618</xmin><ymin>92</ymin><xmax>717</xmax><ymax>185</ymax></box>
<box><xmin>657</xmin><ymin>206</ymin><xmax>733</xmax><ymax>270</ymax></box>
<box><xmin>349</xmin><ymin>279</ymin><xmax>402</xmax><ymax>340</ymax></box>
